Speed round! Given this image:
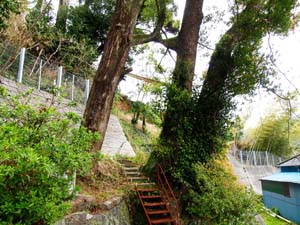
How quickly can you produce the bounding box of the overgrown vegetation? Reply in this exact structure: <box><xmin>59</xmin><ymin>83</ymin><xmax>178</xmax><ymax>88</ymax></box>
<box><xmin>119</xmin><ymin>117</ymin><xmax>153</xmax><ymax>165</ymax></box>
<box><xmin>185</xmin><ymin>160</ymin><xmax>258</xmax><ymax>224</ymax></box>
<box><xmin>0</xmin><ymin>87</ymin><xmax>98</xmax><ymax>224</ymax></box>
<box><xmin>0</xmin><ymin>0</ymin><xmax>19</xmax><ymax>31</ymax></box>
<box><xmin>75</xmin><ymin>155</ymin><xmax>128</xmax><ymax>212</ymax></box>
<box><xmin>239</xmin><ymin>99</ymin><xmax>300</xmax><ymax>157</ymax></box>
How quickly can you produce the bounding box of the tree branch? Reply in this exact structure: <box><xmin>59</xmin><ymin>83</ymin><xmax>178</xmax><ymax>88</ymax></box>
<box><xmin>267</xmin><ymin>33</ymin><xmax>300</xmax><ymax>96</ymax></box>
<box><xmin>198</xmin><ymin>41</ymin><xmax>214</xmax><ymax>51</ymax></box>
<box><xmin>131</xmin><ymin>0</ymin><xmax>178</xmax><ymax>51</ymax></box>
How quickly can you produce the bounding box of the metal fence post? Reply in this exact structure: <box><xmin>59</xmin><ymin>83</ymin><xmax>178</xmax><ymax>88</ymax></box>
<box><xmin>84</xmin><ymin>79</ymin><xmax>90</xmax><ymax>105</ymax></box>
<box><xmin>56</xmin><ymin>66</ymin><xmax>63</xmax><ymax>95</ymax></box>
<box><xmin>17</xmin><ymin>48</ymin><xmax>26</xmax><ymax>83</ymax></box>
<box><xmin>239</xmin><ymin>151</ymin><xmax>243</xmax><ymax>165</ymax></box>
<box><xmin>253</xmin><ymin>151</ymin><xmax>257</xmax><ymax>166</ymax></box>
<box><xmin>265</xmin><ymin>151</ymin><xmax>269</xmax><ymax>166</ymax></box>
<box><xmin>259</xmin><ymin>152</ymin><xmax>262</xmax><ymax>165</ymax></box>
<box><xmin>37</xmin><ymin>59</ymin><xmax>42</xmax><ymax>91</ymax></box>
<box><xmin>57</xmin><ymin>66</ymin><xmax>63</xmax><ymax>88</ymax></box>
<box><xmin>71</xmin><ymin>75</ymin><xmax>75</xmax><ymax>101</ymax></box>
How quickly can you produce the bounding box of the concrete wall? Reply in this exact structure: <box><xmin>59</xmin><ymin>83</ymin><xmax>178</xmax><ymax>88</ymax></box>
<box><xmin>229</xmin><ymin>154</ymin><xmax>279</xmax><ymax>194</ymax></box>
<box><xmin>56</xmin><ymin>198</ymin><xmax>131</xmax><ymax>225</ymax></box>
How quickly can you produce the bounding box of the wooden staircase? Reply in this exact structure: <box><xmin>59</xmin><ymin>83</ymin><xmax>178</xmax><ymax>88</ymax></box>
<box><xmin>118</xmin><ymin>159</ymin><xmax>181</xmax><ymax>225</ymax></box>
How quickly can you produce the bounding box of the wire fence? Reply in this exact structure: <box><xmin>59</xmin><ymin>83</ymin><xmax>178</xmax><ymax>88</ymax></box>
<box><xmin>0</xmin><ymin>41</ymin><xmax>90</xmax><ymax>105</ymax></box>
<box><xmin>230</xmin><ymin>146</ymin><xmax>285</xmax><ymax>167</ymax></box>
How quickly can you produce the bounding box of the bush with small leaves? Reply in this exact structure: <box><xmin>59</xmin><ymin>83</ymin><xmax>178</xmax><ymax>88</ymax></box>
<box><xmin>0</xmin><ymin>87</ymin><xmax>99</xmax><ymax>225</ymax></box>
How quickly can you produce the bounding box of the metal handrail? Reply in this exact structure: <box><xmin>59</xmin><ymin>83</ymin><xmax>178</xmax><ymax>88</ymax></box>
<box><xmin>156</xmin><ymin>163</ymin><xmax>180</xmax><ymax>225</ymax></box>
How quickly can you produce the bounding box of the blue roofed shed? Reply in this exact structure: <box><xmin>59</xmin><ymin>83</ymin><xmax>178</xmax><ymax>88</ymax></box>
<box><xmin>261</xmin><ymin>154</ymin><xmax>300</xmax><ymax>224</ymax></box>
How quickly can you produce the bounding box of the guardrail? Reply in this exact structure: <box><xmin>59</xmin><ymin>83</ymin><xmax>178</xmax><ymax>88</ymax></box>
<box><xmin>156</xmin><ymin>163</ymin><xmax>181</xmax><ymax>225</ymax></box>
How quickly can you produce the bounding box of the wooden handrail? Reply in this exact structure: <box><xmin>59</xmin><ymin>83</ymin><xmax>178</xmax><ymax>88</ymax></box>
<box><xmin>156</xmin><ymin>163</ymin><xmax>180</xmax><ymax>225</ymax></box>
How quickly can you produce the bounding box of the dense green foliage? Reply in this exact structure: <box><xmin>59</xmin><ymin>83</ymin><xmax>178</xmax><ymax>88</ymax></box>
<box><xmin>186</xmin><ymin>161</ymin><xmax>257</xmax><ymax>224</ymax></box>
<box><xmin>131</xmin><ymin>101</ymin><xmax>161</xmax><ymax>128</ymax></box>
<box><xmin>0</xmin><ymin>87</ymin><xmax>98</xmax><ymax>224</ymax></box>
<box><xmin>0</xmin><ymin>0</ymin><xmax>19</xmax><ymax>31</ymax></box>
<box><xmin>136</xmin><ymin>0</ymin><xmax>178</xmax><ymax>34</ymax></box>
<box><xmin>242</xmin><ymin>110</ymin><xmax>300</xmax><ymax>156</ymax></box>
<box><xmin>248</xmin><ymin>113</ymin><xmax>291</xmax><ymax>156</ymax></box>
<box><xmin>56</xmin><ymin>0</ymin><xmax>115</xmax><ymax>54</ymax></box>
<box><xmin>23</xmin><ymin>4</ymin><xmax>98</xmax><ymax>77</ymax></box>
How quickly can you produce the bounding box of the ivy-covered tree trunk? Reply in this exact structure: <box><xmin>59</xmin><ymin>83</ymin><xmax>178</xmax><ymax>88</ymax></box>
<box><xmin>161</xmin><ymin>0</ymin><xmax>297</xmax><ymax>157</ymax></box>
<box><xmin>160</xmin><ymin>0</ymin><xmax>204</xmax><ymax>141</ymax></box>
<box><xmin>172</xmin><ymin>0</ymin><xmax>204</xmax><ymax>91</ymax></box>
<box><xmin>83</xmin><ymin>0</ymin><xmax>144</xmax><ymax>151</ymax></box>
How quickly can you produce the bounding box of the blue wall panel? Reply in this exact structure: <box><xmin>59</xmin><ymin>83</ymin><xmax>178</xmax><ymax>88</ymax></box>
<box><xmin>281</xmin><ymin>166</ymin><xmax>300</xmax><ymax>172</ymax></box>
<box><xmin>263</xmin><ymin>186</ymin><xmax>300</xmax><ymax>224</ymax></box>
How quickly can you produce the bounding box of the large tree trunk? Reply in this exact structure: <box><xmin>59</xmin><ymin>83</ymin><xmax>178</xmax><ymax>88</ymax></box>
<box><xmin>83</xmin><ymin>0</ymin><xmax>144</xmax><ymax>151</ymax></box>
<box><xmin>173</xmin><ymin>0</ymin><xmax>204</xmax><ymax>91</ymax></box>
<box><xmin>160</xmin><ymin>0</ymin><xmax>204</xmax><ymax>140</ymax></box>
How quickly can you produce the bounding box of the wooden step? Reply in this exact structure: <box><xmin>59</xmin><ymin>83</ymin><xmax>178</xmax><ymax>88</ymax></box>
<box><xmin>144</xmin><ymin>202</ymin><xmax>166</xmax><ymax>207</ymax></box>
<box><xmin>147</xmin><ymin>209</ymin><xmax>170</xmax><ymax>215</ymax></box>
<box><xmin>141</xmin><ymin>195</ymin><xmax>162</xmax><ymax>199</ymax></box>
<box><xmin>150</xmin><ymin>217</ymin><xmax>175</xmax><ymax>224</ymax></box>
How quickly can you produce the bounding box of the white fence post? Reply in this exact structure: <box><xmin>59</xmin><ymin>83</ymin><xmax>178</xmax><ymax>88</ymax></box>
<box><xmin>57</xmin><ymin>66</ymin><xmax>63</xmax><ymax>88</ymax></box>
<box><xmin>239</xmin><ymin>151</ymin><xmax>243</xmax><ymax>165</ymax></box>
<box><xmin>71</xmin><ymin>75</ymin><xmax>75</xmax><ymax>101</ymax></box>
<box><xmin>57</xmin><ymin>66</ymin><xmax>63</xmax><ymax>95</ymax></box>
<box><xmin>259</xmin><ymin>152</ymin><xmax>262</xmax><ymax>165</ymax></box>
<box><xmin>17</xmin><ymin>48</ymin><xmax>26</xmax><ymax>83</ymax></box>
<box><xmin>84</xmin><ymin>79</ymin><xmax>90</xmax><ymax>105</ymax></box>
<box><xmin>253</xmin><ymin>151</ymin><xmax>257</xmax><ymax>166</ymax></box>
<box><xmin>37</xmin><ymin>59</ymin><xmax>42</xmax><ymax>91</ymax></box>
<box><xmin>265</xmin><ymin>151</ymin><xmax>269</xmax><ymax>166</ymax></box>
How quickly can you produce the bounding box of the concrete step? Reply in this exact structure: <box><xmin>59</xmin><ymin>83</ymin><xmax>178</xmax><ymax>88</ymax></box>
<box><xmin>123</xmin><ymin>166</ymin><xmax>140</xmax><ymax>171</ymax></box>
<box><xmin>127</xmin><ymin>176</ymin><xmax>149</xmax><ymax>182</ymax></box>
<box><xmin>134</xmin><ymin>182</ymin><xmax>156</xmax><ymax>188</ymax></box>
<box><xmin>124</xmin><ymin>171</ymin><xmax>141</xmax><ymax>176</ymax></box>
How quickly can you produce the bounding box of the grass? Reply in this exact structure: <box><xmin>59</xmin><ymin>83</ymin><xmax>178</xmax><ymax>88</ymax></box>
<box><xmin>118</xmin><ymin>114</ymin><xmax>157</xmax><ymax>165</ymax></box>
<box><xmin>74</xmin><ymin>156</ymin><xmax>132</xmax><ymax>213</ymax></box>
<box><xmin>260</xmin><ymin>211</ymin><xmax>294</xmax><ymax>225</ymax></box>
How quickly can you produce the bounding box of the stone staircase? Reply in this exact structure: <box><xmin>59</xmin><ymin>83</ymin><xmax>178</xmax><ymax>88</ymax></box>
<box><xmin>118</xmin><ymin>159</ymin><xmax>180</xmax><ymax>225</ymax></box>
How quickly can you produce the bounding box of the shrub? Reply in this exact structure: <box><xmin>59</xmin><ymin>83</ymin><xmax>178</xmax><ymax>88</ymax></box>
<box><xmin>0</xmin><ymin>88</ymin><xmax>98</xmax><ymax>224</ymax></box>
<box><xmin>185</xmin><ymin>160</ymin><xmax>258</xmax><ymax>225</ymax></box>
